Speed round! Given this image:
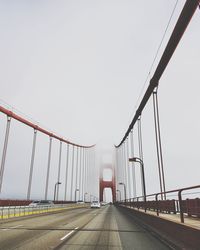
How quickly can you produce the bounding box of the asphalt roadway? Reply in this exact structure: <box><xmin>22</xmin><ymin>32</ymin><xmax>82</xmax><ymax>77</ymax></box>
<box><xmin>0</xmin><ymin>205</ymin><xmax>175</xmax><ymax>250</ymax></box>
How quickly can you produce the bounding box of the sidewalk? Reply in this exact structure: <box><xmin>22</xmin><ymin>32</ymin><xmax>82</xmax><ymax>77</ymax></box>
<box><xmin>122</xmin><ymin>205</ymin><xmax>200</xmax><ymax>230</ymax></box>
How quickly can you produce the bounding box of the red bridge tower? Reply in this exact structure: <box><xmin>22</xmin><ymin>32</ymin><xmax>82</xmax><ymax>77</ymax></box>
<box><xmin>99</xmin><ymin>163</ymin><xmax>116</xmax><ymax>202</ymax></box>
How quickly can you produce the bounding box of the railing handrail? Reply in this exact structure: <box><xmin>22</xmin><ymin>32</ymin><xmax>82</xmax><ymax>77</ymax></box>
<box><xmin>118</xmin><ymin>185</ymin><xmax>200</xmax><ymax>223</ymax></box>
<box><xmin>123</xmin><ymin>185</ymin><xmax>200</xmax><ymax>202</ymax></box>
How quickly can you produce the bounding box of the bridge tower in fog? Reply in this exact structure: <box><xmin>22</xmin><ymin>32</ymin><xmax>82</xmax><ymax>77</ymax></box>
<box><xmin>99</xmin><ymin>164</ymin><xmax>116</xmax><ymax>202</ymax></box>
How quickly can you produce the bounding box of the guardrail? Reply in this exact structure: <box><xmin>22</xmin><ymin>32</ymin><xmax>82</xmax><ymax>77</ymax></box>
<box><xmin>0</xmin><ymin>203</ymin><xmax>88</xmax><ymax>220</ymax></box>
<box><xmin>0</xmin><ymin>199</ymin><xmax>76</xmax><ymax>207</ymax></box>
<box><xmin>118</xmin><ymin>185</ymin><xmax>200</xmax><ymax>223</ymax></box>
<box><xmin>0</xmin><ymin>199</ymin><xmax>31</xmax><ymax>206</ymax></box>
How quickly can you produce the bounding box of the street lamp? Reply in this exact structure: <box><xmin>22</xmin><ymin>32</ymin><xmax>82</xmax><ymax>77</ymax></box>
<box><xmin>54</xmin><ymin>182</ymin><xmax>61</xmax><ymax>201</ymax></box>
<box><xmin>116</xmin><ymin>189</ymin><xmax>121</xmax><ymax>201</ymax></box>
<box><xmin>84</xmin><ymin>192</ymin><xmax>88</xmax><ymax>202</ymax></box>
<box><xmin>119</xmin><ymin>182</ymin><xmax>126</xmax><ymax>202</ymax></box>
<box><xmin>75</xmin><ymin>188</ymin><xmax>79</xmax><ymax>202</ymax></box>
<box><xmin>129</xmin><ymin>157</ymin><xmax>146</xmax><ymax>202</ymax></box>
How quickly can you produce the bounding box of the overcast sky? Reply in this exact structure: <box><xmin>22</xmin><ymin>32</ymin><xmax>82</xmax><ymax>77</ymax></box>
<box><xmin>0</xmin><ymin>1</ymin><xmax>200</xmax><ymax>200</ymax></box>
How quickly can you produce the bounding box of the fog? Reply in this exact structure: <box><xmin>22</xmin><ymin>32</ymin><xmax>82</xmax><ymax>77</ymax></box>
<box><xmin>0</xmin><ymin>1</ymin><xmax>200</xmax><ymax>201</ymax></box>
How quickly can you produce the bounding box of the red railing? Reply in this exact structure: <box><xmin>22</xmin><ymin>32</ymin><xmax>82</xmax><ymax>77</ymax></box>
<box><xmin>0</xmin><ymin>199</ymin><xmax>77</xmax><ymax>206</ymax></box>
<box><xmin>0</xmin><ymin>199</ymin><xmax>31</xmax><ymax>206</ymax></box>
<box><xmin>181</xmin><ymin>198</ymin><xmax>200</xmax><ymax>218</ymax></box>
<box><xmin>118</xmin><ymin>185</ymin><xmax>200</xmax><ymax>223</ymax></box>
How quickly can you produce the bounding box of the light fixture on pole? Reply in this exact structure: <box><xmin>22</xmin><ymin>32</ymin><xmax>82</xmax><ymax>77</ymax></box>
<box><xmin>129</xmin><ymin>157</ymin><xmax>146</xmax><ymax>202</ymax></box>
<box><xmin>54</xmin><ymin>182</ymin><xmax>61</xmax><ymax>201</ymax></box>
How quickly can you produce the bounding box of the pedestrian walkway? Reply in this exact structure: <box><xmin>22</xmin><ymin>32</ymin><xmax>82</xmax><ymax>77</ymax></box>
<box><xmin>121</xmin><ymin>205</ymin><xmax>200</xmax><ymax>230</ymax></box>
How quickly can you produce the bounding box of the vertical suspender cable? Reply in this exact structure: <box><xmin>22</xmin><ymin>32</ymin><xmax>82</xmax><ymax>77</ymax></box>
<box><xmin>118</xmin><ymin>147</ymin><xmax>120</xmax><ymax>191</ymax></box>
<box><xmin>126</xmin><ymin>137</ymin><xmax>131</xmax><ymax>199</ymax></box>
<box><xmin>87</xmin><ymin>149</ymin><xmax>89</xmax><ymax>194</ymax></box>
<box><xmin>88</xmin><ymin>149</ymin><xmax>90</xmax><ymax>195</ymax></box>
<box><xmin>82</xmin><ymin>148</ymin><xmax>85</xmax><ymax>201</ymax></box>
<box><xmin>115</xmin><ymin>147</ymin><xmax>119</xmax><ymax>193</ymax></box>
<box><xmin>87</xmin><ymin>149</ymin><xmax>90</xmax><ymax>195</ymax></box>
<box><xmin>123</xmin><ymin>142</ymin><xmax>127</xmax><ymax>199</ymax></box>
<box><xmin>84</xmin><ymin>148</ymin><xmax>87</xmax><ymax>196</ymax></box>
<box><xmin>137</xmin><ymin>117</ymin><xmax>144</xmax><ymax>196</ymax></box>
<box><xmin>130</xmin><ymin>130</ymin><xmax>137</xmax><ymax>197</ymax></box>
<box><xmin>70</xmin><ymin>145</ymin><xmax>75</xmax><ymax>201</ymax></box>
<box><xmin>27</xmin><ymin>129</ymin><xmax>37</xmax><ymax>200</ymax></box>
<box><xmin>44</xmin><ymin>136</ymin><xmax>52</xmax><ymax>200</ymax></box>
<box><xmin>125</xmin><ymin>141</ymin><xmax>128</xmax><ymax>197</ymax></box>
<box><xmin>0</xmin><ymin>116</ymin><xmax>11</xmax><ymax>193</ymax></box>
<box><xmin>120</xmin><ymin>145</ymin><xmax>125</xmax><ymax>186</ymax></box>
<box><xmin>137</xmin><ymin>117</ymin><xmax>144</xmax><ymax>161</ymax></box>
<box><xmin>78</xmin><ymin>147</ymin><xmax>82</xmax><ymax>200</ymax></box>
<box><xmin>75</xmin><ymin>147</ymin><xmax>79</xmax><ymax>201</ymax></box>
<box><xmin>153</xmin><ymin>91</ymin><xmax>163</xmax><ymax>196</ymax></box>
<box><xmin>121</xmin><ymin>144</ymin><xmax>124</xmax><ymax>190</ymax></box>
<box><xmin>56</xmin><ymin>141</ymin><xmax>62</xmax><ymax>200</ymax></box>
<box><xmin>153</xmin><ymin>90</ymin><xmax>166</xmax><ymax>199</ymax></box>
<box><xmin>64</xmin><ymin>144</ymin><xmax>70</xmax><ymax>201</ymax></box>
<box><xmin>75</xmin><ymin>147</ymin><xmax>79</xmax><ymax>189</ymax></box>
<box><xmin>155</xmin><ymin>91</ymin><xmax>166</xmax><ymax>198</ymax></box>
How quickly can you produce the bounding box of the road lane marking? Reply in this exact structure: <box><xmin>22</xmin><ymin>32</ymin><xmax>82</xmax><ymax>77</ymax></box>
<box><xmin>2</xmin><ymin>224</ymin><xmax>23</xmax><ymax>231</ymax></box>
<box><xmin>60</xmin><ymin>227</ymin><xmax>79</xmax><ymax>241</ymax></box>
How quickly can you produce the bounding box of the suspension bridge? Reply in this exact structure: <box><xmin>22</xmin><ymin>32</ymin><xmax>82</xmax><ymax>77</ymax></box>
<box><xmin>0</xmin><ymin>1</ymin><xmax>200</xmax><ymax>249</ymax></box>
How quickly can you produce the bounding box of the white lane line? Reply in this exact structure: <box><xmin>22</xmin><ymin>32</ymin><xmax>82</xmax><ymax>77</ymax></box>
<box><xmin>60</xmin><ymin>227</ymin><xmax>79</xmax><ymax>241</ymax></box>
<box><xmin>2</xmin><ymin>225</ymin><xmax>23</xmax><ymax>231</ymax></box>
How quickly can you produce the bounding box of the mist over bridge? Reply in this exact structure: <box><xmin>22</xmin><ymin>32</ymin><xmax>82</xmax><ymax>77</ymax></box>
<box><xmin>0</xmin><ymin>1</ymin><xmax>200</xmax><ymax>249</ymax></box>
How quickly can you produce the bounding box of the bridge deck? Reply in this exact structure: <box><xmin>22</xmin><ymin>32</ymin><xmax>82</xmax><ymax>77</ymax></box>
<box><xmin>0</xmin><ymin>205</ymin><xmax>172</xmax><ymax>249</ymax></box>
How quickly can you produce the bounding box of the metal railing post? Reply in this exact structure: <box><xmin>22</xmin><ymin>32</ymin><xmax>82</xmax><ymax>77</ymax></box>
<box><xmin>178</xmin><ymin>189</ymin><xmax>184</xmax><ymax>223</ymax></box>
<box><xmin>156</xmin><ymin>193</ymin><xmax>159</xmax><ymax>216</ymax></box>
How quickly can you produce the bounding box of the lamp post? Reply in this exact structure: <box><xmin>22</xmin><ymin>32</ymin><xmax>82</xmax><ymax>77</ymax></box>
<box><xmin>54</xmin><ymin>182</ymin><xmax>61</xmax><ymax>201</ymax></box>
<box><xmin>129</xmin><ymin>157</ymin><xmax>146</xmax><ymax>202</ymax></box>
<box><xmin>84</xmin><ymin>192</ymin><xmax>88</xmax><ymax>202</ymax></box>
<box><xmin>116</xmin><ymin>189</ymin><xmax>121</xmax><ymax>201</ymax></box>
<box><xmin>119</xmin><ymin>182</ymin><xmax>126</xmax><ymax>202</ymax></box>
<box><xmin>75</xmin><ymin>188</ymin><xmax>79</xmax><ymax>202</ymax></box>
